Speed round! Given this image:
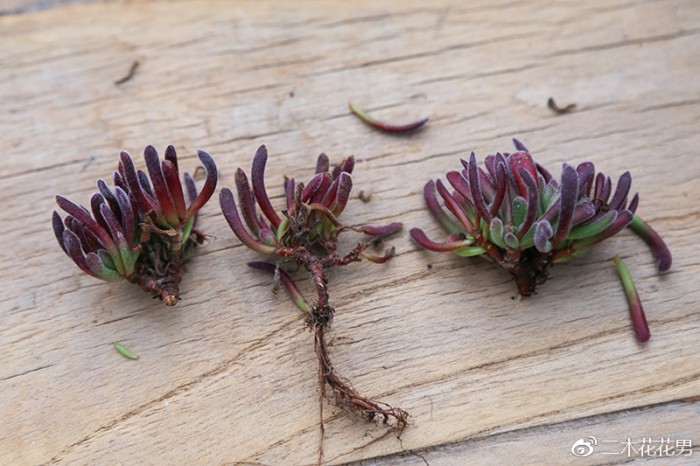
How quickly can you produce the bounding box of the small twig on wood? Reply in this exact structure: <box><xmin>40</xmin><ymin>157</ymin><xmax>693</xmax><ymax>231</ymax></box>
<box><xmin>547</xmin><ymin>97</ymin><xmax>576</xmax><ymax>114</ymax></box>
<box><xmin>80</xmin><ymin>155</ymin><xmax>95</xmax><ymax>173</ymax></box>
<box><xmin>114</xmin><ymin>60</ymin><xmax>140</xmax><ymax>86</ymax></box>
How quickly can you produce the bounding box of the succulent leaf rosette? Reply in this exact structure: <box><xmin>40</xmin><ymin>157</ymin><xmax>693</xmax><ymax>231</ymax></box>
<box><xmin>53</xmin><ymin>145</ymin><xmax>217</xmax><ymax>305</ymax></box>
<box><xmin>411</xmin><ymin>139</ymin><xmax>671</xmax><ymax>341</ymax></box>
<box><xmin>220</xmin><ymin>145</ymin><xmax>408</xmax><ymax>433</ymax></box>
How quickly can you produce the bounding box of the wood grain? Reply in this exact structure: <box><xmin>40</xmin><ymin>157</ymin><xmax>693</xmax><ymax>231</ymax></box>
<box><xmin>1</xmin><ymin>0</ymin><xmax>699</xmax><ymax>464</ymax></box>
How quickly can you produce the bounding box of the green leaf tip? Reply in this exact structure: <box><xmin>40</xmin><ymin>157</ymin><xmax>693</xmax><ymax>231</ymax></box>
<box><xmin>114</xmin><ymin>341</ymin><xmax>139</xmax><ymax>360</ymax></box>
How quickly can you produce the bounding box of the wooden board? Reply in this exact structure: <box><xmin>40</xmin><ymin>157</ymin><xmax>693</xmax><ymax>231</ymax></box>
<box><xmin>1</xmin><ymin>0</ymin><xmax>699</xmax><ymax>464</ymax></box>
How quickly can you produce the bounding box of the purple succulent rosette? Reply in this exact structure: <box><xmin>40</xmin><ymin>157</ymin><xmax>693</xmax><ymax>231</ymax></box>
<box><xmin>411</xmin><ymin>139</ymin><xmax>671</xmax><ymax>341</ymax></box>
<box><xmin>220</xmin><ymin>145</ymin><xmax>402</xmax><ymax>278</ymax></box>
<box><xmin>220</xmin><ymin>145</ymin><xmax>408</xmax><ymax>430</ymax></box>
<box><xmin>53</xmin><ymin>145</ymin><xmax>217</xmax><ymax>305</ymax></box>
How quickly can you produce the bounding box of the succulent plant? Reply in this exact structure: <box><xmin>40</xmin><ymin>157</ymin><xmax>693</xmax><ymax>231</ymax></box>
<box><xmin>53</xmin><ymin>145</ymin><xmax>217</xmax><ymax>305</ymax></box>
<box><xmin>410</xmin><ymin>139</ymin><xmax>671</xmax><ymax>341</ymax></box>
<box><xmin>220</xmin><ymin>145</ymin><xmax>407</xmax><ymax>435</ymax></box>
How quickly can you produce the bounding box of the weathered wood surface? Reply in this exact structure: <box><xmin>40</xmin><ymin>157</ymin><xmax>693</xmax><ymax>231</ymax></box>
<box><xmin>1</xmin><ymin>1</ymin><xmax>699</xmax><ymax>464</ymax></box>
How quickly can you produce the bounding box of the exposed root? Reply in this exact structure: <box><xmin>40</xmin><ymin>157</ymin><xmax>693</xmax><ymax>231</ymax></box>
<box><xmin>129</xmin><ymin>232</ymin><xmax>206</xmax><ymax>305</ymax></box>
<box><xmin>132</xmin><ymin>262</ymin><xmax>183</xmax><ymax>305</ymax></box>
<box><xmin>309</xmin><ymin>304</ymin><xmax>408</xmax><ymax>423</ymax></box>
<box><xmin>505</xmin><ymin>249</ymin><xmax>552</xmax><ymax>297</ymax></box>
<box><xmin>306</xmin><ymin>302</ymin><xmax>408</xmax><ymax>464</ymax></box>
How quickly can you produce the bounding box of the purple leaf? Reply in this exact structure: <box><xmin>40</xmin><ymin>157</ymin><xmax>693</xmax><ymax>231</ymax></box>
<box><xmin>162</xmin><ymin>160</ymin><xmax>187</xmax><ymax>221</ymax></box>
<box><xmin>90</xmin><ymin>193</ymin><xmax>109</xmax><ymax>233</ymax></box>
<box><xmin>52</xmin><ymin>211</ymin><xmax>67</xmax><ymax>252</ymax></box>
<box><xmin>571</xmin><ymin>201</ymin><xmax>596</xmax><ymax>225</ymax></box>
<box><xmin>593</xmin><ymin>172</ymin><xmax>605</xmax><ymax>201</ymax></box>
<box><xmin>55</xmin><ymin>195</ymin><xmax>116</xmax><ymax>253</ymax></box>
<box><xmin>137</xmin><ymin>170</ymin><xmax>156</xmax><ymax>199</ymax></box>
<box><xmin>284</xmin><ymin>177</ymin><xmax>295</xmax><ymax>212</ymax></box>
<box><xmin>446</xmin><ymin>171</ymin><xmax>472</xmax><ymax>203</ymax></box>
<box><xmin>184</xmin><ymin>172</ymin><xmax>197</xmax><ymax>203</ymax></box>
<box><xmin>120</xmin><ymin>151</ymin><xmax>158</xmax><ymax>215</ymax></box>
<box><xmin>186</xmin><ymin>149</ymin><xmax>218</xmax><ymax>221</ymax></box>
<box><xmin>114</xmin><ymin>187</ymin><xmax>135</xmax><ymax>245</ymax></box>
<box><xmin>63</xmin><ymin>229</ymin><xmax>97</xmax><ymax>277</ymax></box>
<box><xmin>250</xmin><ymin>145</ymin><xmax>281</xmax><ymax>228</ymax></box>
<box><xmin>220</xmin><ymin>188</ymin><xmax>274</xmax><ymax>254</ymax></box>
<box><xmin>490</xmin><ymin>162</ymin><xmax>507</xmax><ymax>217</ymax></box>
<box><xmin>316</xmin><ymin>153</ymin><xmax>329</xmax><ymax>173</ymax></box>
<box><xmin>601</xmin><ymin>176</ymin><xmax>612</xmax><ymax>204</ymax></box>
<box><xmin>329</xmin><ymin>155</ymin><xmax>355</xmax><ymax>179</ymax></box>
<box><xmin>484</xmin><ymin>155</ymin><xmax>497</xmax><ymax>179</ymax></box>
<box><xmin>512</xmin><ymin>138</ymin><xmax>529</xmax><ymax>152</ymax></box>
<box><xmin>629</xmin><ymin>215</ymin><xmax>672</xmax><ymax>272</ymax></box>
<box><xmin>339</xmin><ymin>155</ymin><xmax>355</xmax><ymax>176</ymax></box>
<box><xmin>627</xmin><ymin>193</ymin><xmax>639</xmax><ymax>213</ymax></box>
<box><xmin>164</xmin><ymin>145</ymin><xmax>178</xmax><ymax>173</ymax></box>
<box><xmin>98</xmin><ymin>204</ymin><xmax>128</xmax><ymax>274</ymax></box>
<box><xmin>464</xmin><ymin>153</ymin><xmax>492</xmax><ymax>223</ymax></box>
<box><xmin>551</xmin><ymin>164</ymin><xmax>579</xmax><ymax>246</ymax></box>
<box><xmin>576</xmin><ymin>162</ymin><xmax>595</xmax><ymax>198</ymax></box>
<box><xmin>478</xmin><ymin>167</ymin><xmax>496</xmax><ymax>201</ymax></box>
<box><xmin>535</xmin><ymin>163</ymin><xmax>553</xmax><ymax>184</ymax></box>
<box><xmin>435</xmin><ymin>179</ymin><xmax>476</xmax><ymax>236</ymax></box>
<box><xmin>235</xmin><ymin>168</ymin><xmax>261</xmax><ymax>236</ymax></box>
<box><xmin>608</xmin><ymin>171</ymin><xmax>631</xmax><ymax>211</ymax></box>
<box><xmin>310</xmin><ymin>173</ymin><xmax>332</xmax><ymax>204</ymax></box>
<box><xmin>97</xmin><ymin>180</ymin><xmax>120</xmax><ymax>219</ymax></box>
<box><xmin>331</xmin><ymin>172</ymin><xmax>352</xmax><ymax>216</ymax></box>
<box><xmin>300</xmin><ymin>173</ymin><xmax>325</xmax><ymax>203</ymax></box>
<box><xmin>508</xmin><ymin>151</ymin><xmax>538</xmax><ymax>198</ymax></box>
<box><xmin>113</xmin><ymin>170</ymin><xmax>127</xmax><ymax>192</ymax></box>
<box><xmin>410</xmin><ymin>228</ymin><xmax>471</xmax><ymax>252</ymax></box>
<box><xmin>144</xmin><ymin>145</ymin><xmax>178</xmax><ymax>225</ymax></box>
<box><xmin>64</xmin><ymin>216</ymin><xmax>100</xmax><ymax>253</ymax></box>
<box><xmin>320</xmin><ymin>176</ymin><xmax>339</xmax><ymax>209</ymax></box>
<box><xmin>516</xmin><ymin>169</ymin><xmax>538</xmax><ymax>238</ymax></box>
<box><xmin>362</xmin><ymin>222</ymin><xmax>402</xmax><ymax>237</ymax></box>
<box><xmin>422</xmin><ymin>180</ymin><xmax>461</xmax><ymax>234</ymax></box>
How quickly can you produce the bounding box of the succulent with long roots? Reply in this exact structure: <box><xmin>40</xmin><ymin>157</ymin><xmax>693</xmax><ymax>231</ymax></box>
<box><xmin>410</xmin><ymin>139</ymin><xmax>671</xmax><ymax>342</ymax></box>
<box><xmin>53</xmin><ymin>145</ymin><xmax>218</xmax><ymax>305</ymax></box>
<box><xmin>220</xmin><ymin>145</ymin><xmax>408</xmax><ymax>452</ymax></box>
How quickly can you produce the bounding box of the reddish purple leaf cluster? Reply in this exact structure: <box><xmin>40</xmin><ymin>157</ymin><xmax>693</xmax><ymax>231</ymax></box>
<box><xmin>53</xmin><ymin>145</ymin><xmax>217</xmax><ymax>305</ymax></box>
<box><xmin>220</xmin><ymin>145</ymin><xmax>401</xmax><ymax>269</ymax></box>
<box><xmin>220</xmin><ymin>145</ymin><xmax>408</xmax><ymax>428</ymax></box>
<box><xmin>411</xmin><ymin>139</ymin><xmax>671</xmax><ymax>341</ymax></box>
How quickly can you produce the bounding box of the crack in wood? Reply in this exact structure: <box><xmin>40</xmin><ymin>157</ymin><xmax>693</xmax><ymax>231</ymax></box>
<box><xmin>48</xmin><ymin>319</ymin><xmax>298</xmax><ymax>463</ymax></box>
